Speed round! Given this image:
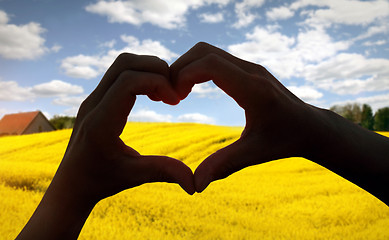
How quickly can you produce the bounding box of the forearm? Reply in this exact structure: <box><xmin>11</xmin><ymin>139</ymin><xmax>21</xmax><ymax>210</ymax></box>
<box><xmin>306</xmin><ymin>106</ymin><xmax>389</xmax><ymax>205</ymax></box>
<box><xmin>15</xmin><ymin>174</ymin><xmax>96</xmax><ymax>240</ymax></box>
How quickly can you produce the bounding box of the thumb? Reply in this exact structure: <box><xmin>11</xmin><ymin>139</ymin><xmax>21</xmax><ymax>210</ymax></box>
<box><xmin>194</xmin><ymin>138</ymin><xmax>260</xmax><ymax>193</ymax></box>
<box><xmin>134</xmin><ymin>155</ymin><xmax>195</xmax><ymax>195</ymax></box>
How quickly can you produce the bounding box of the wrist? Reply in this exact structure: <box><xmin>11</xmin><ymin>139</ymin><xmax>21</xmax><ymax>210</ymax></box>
<box><xmin>16</xmin><ymin>177</ymin><xmax>96</xmax><ymax>240</ymax></box>
<box><xmin>302</xmin><ymin>105</ymin><xmax>388</xmax><ymax>178</ymax></box>
<box><xmin>46</xmin><ymin>159</ymin><xmax>102</xmax><ymax>213</ymax></box>
<box><xmin>301</xmin><ymin>105</ymin><xmax>342</xmax><ymax>163</ymax></box>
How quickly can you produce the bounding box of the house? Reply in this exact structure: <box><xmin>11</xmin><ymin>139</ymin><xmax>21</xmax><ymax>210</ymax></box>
<box><xmin>0</xmin><ymin>111</ymin><xmax>55</xmax><ymax>136</ymax></box>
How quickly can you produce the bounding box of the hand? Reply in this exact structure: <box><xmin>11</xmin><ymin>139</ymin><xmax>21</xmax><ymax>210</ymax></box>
<box><xmin>170</xmin><ymin>42</ymin><xmax>322</xmax><ymax>192</ymax></box>
<box><xmin>16</xmin><ymin>53</ymin><xmax>195</xmax><ymax>240</ymax></box>
<box><xmin>58</xmin><ymin>53</ymin><xmax>195</xmax><ymax>202</ymax></box>
<box><xmin>171</xmin><ymin>42</ymin><xmax>389</xmax><ymax>206</ymax></box>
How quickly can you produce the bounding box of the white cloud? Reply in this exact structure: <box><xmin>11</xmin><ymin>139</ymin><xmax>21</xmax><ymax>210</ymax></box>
<box><xmin>0</xmin><ymin>80</ymin><xmax>34</xmax><ymax>101</ymax></box>
<box><xmin>52</xmin><ymin>95</ymin><xmax>87</xmax><ymax>117</ymax></box>
<box><xmin>227</xmin><ymin>23</ymin><xmax>388</xmax><ymax>97</ymax></box>
<box><xmin>61</xmin><ymin>35</ymin><xmax>178</xmax><ymax>79</ymax></box>
<box><xmin>62</xmin><ymin>107</ymin><xmax>79</xmax><ymax>117</ymax></box>
<box><xmin>31</xmin><ymin>80</ymin><xmax>83</xmax><ymax>97</ymax></box>
<box><xmin>0</xmin><ymin>10</ymin><xmax>8</xmax><ymax>24</ymax></box>
<box><xmin>354</xmin><ymin>23</ymin><xmax>389</xmax><ymax>41</ymax></box>
<box><xmin>177</xmin><ymin>113</ymin><xmax>215</xmax><ymax>124</ymax></box>
<box><xmin>127</xmin><ymin>109</ymin><xmax>216</xmax><ymax>124</ymax></box>
<box><xmin>266</xmin><ymin>6</ymin><xmax>294</xmax><ymax>21</ymax></box>
<box><xmin>99</xmin><ymin>39</ymin><xmax>116</xmax><ymax>48</ymax></box>
<box><xmin>228</xmin><ymin>26</ymin><xmax>295</xmax><ymax>64</ymax></box>
<box><xmin>295</xmin><ymin>27</ymin><xmax>350</xmax><ymax>62</ymax></box>
<box><xmin>323</xmin><ymin>79</ymin><xmax>373</xmax><ymax>95</ymax></box>
<box><xmin>85</xmin><ymin>0</ymin><xmax>230</xmax><ymax>29</ymax></box>
<box><xmin>363</xmin><ymin>40</ymin><xmax>386</xmax><ymax>46</ymax></box>
<box><xmin>228</xmin><ymin>26</ymin><xmax>349</xmax><ymax>79</ymax></box>
<box><xmin>227</xmin><ymin>2</ymin><xmax>388</xmax><ymax>98</ymax></box>
<box><xmin>129</xmin><ymin>109</ymin><xmax>173</xmax><ymax>122</ymax></box>
<box><xmin>199</xmin><ymin>12</ymin><xmax>224</xmax><ymax>23</ymax></box>
<box><xmin>120</xmin><ymin>35</ymin><xmax>178</xmax><ymax>60</ymax></box>
<box><xmin>51</xmin><ymin>44</ymin><xmax>62</xmax><ymax>53</ymax></box>
<box><xmin>354</xmin><ymin>94</ymin><xmax>389</xmax><ymax>112</ymax></box>
<box><xmin>287</xmin><ymin>85</ymin><xmax>323</xmax><ymax>102</ymax></box>
<box><xmin>192</xmin><ymin>82</ymin><xmax>224</xmax><ymax>98</ymax></box>
<box><xmin>304</xmin><ymin>53</ymin><xmax>389</xmax><ymax>95</ymax></box>
<box><xmin>0</xmin><ymin>79</ymin><xmax>84</xmax><ymax>101</ymax></box>
<box><xmin>233</xmin><ymin>0</ymin><xmax>265</xmax><ymax>28</ymax></box>
<box><xmin>52</xmin><ymin>95</ymin><xmax>87</xmax><ymax>107</ymax></box>
<box><xmin>60</xmin><ymin>55</ymin><xmax>102</xmax><ymax>79</ymax></box>
<box><xmin>291</xmin><ymin>0</ymin><xmax>389</xmax><ymax>27</ymax></box>
<box><xmin>206</xmin><ymin>0</ymin><xmax>231</xmax><ymax>5</ymax></box>
<box><xmin>0</xmin><ymin>10</ymin><xmax>50</xmax><ymax>60</ymax></box>
<box><xmin>127</xmin><ymin>108</ymin><xmax>216</xmax><ymax>124</ymax></box>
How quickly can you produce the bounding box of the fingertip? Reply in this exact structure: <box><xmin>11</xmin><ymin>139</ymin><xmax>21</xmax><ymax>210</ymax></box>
<box><xmin>162</xmin><ymin>94</ymin><xmax>181</xmax><ymax>105</ymax></box>
<box><xmin>141</xmin><ymin>155</ymin><xmax>195</xmax><ymax>195</ymax></box>
<box><xmin>177</xmin><ymin>164</ymin><xmax>196</xmax><ymax>195</ymax></box>
<box><xmin>183</xmin><ymin>184</ymin><xmax>196</xmax><ymax>195</ymax></box>
<box><xmin>195</xmin><ymin>179</ymin><xmax>210</xmax><ymax>193</ymax></box>
<box><xmin>174</xmin><ymin>70</ymin><xmax>195</xmax><ymax>101</ymax></box>
<box><xmin>177</xmin><ymin>170</ymin><xmax>196</xmax><ymax>195</ymax></box>
<box><xmin>148</xmin><ymin>93</ymin><xmax>162</xmax><ymax>102</ymax></box>
<box><xmin>179</xmin><ymin>91</ymin><xmax>191</xmax><ymax>101</ymax></box>
<box><xmin>156</xmin><ymin>82</ymin><xmax>181</xmax><ymax>105</ymax></box>
<box><xmin>173</xmin><ymin>84</ymin><xmax>191</xmax><ymax>101</ymax></box>
<box><xmin>194</xmin><ymin>165</ymin><xmax>212</xmax><ymax>193</ymax></box>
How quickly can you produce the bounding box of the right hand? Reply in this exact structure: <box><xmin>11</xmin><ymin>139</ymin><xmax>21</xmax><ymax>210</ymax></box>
<box><xmin>170</xmin><ymin>42</ymin><xmax>319</xmax><ymax>192</ymax></box>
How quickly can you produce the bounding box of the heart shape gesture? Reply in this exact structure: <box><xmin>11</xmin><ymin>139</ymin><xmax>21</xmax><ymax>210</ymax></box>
<box><xmin>51</xmin><ymin>42</ymin><xmax>317</xmax><ymax>203</ymax></box>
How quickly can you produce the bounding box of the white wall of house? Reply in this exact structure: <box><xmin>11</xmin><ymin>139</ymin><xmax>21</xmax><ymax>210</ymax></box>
<box><xmin>23</xmin><ymin>114</ymin><xmax>55</xmax><ymax>134</ymax></box>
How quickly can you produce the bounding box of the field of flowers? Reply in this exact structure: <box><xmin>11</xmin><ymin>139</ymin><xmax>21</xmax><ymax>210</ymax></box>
<box><xmin>0</xmin><ymin>122</ymin><xmax>388</xmax><ymax>239</ymax></box>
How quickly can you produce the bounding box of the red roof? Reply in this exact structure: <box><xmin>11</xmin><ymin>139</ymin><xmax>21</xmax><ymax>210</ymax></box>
<box><xmin>0</xmin><ymin>111</ymin><xmax>41</xmax><ymax>135</ymax></box>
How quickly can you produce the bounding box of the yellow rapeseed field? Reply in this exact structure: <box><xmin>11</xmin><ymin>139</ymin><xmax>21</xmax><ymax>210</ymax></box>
<box><xmin>0</xmin><ymin>123</ymin><xmax>388</xmax><ymax>239</ymax></box>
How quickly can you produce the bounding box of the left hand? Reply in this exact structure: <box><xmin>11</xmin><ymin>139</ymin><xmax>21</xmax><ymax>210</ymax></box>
<box><xmin>53</xmin><ymin>53</ymin><xmax>195</xmax><ymax>204</ymax></box>
<box><xmin>16</xmin><ymin>53</ymin><xmax>195</xmax><ymax>240</ymax></box>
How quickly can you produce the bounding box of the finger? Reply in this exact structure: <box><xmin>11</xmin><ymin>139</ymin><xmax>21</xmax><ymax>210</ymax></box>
<box><xmin>77</xmin><ymin>54</ymin><xmax>169</xmax><ymax>122</ymax></box>
<box><xmin>147</xmin><ymin>93</ymin><xmax>162</xmax><ymax>102</ymax></box>
<box><xmin>174</xmin><ymin>53</ymin><xmax>260</xmax><ymax>109</ymax></box>
<box><xmin>89</xmin><ymin>70</ymin><xmax>179</xmax><ymax>138</ymax></box>
<box><xmin>194</xmin><ymin>138</ymin><xmax>260</xmax><ymax>193</ymax></box>
<box><xmin>170</xmin><ymin>42</ymin><xmax>261</xmax><ymax>79</ymax></box>
<box><xmin>131</xmin><ymin>155</ymin><xmax>195</xmax><ymax>195</ymax></box>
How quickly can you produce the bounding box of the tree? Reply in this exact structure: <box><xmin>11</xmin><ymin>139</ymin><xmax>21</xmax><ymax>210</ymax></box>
<box><xmin>360</xmin><ymin>104</ymin><xmax>374</xmax><ymax>130</ymax></box>
<box><xmin>374</xmin><ymin>107</ymin><xmax>389</xmax><ymax>131</ymax></box>
<box><xmin>330</xmin><ymin>103</ymin><xmax>362</xmax><ymax>124</ymax></box>
<box><xmin>50</xmin><ymin>115</ymin><xmax>76</xmax><ymax>130</ymax></box>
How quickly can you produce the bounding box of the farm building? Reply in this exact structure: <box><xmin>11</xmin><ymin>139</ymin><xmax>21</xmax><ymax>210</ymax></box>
<box><xmin>0</xmin><ymin>111</ymin><xmax>55</xmax><ymax>136</ymax></box>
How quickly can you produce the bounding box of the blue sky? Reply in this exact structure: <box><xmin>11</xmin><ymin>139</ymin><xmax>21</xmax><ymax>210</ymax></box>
<box><xmin>0</xmin><ymin>0</ymin><xmax>388</xmax><ymax>126</ymax></box>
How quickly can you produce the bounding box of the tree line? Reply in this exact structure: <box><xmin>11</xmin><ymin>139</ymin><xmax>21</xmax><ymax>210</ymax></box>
<box><xmin>49</xmin><ymin>115</ymin><xmax>76</xmax><ymax>130</ymax></box>
<box><xmin>48</xmin><ymin>104</ymin><xmax>389</xmax><ymax>131</ymax></box>
<box><xmin>330</xmin><ymin>104</ymin><xmax>389</xmax><ymax>131</ymax></box>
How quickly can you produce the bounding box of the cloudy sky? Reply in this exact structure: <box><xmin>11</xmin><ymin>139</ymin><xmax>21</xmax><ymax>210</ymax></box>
<box><xmin>0</xmin><ymin>0</ymin><xmax>388</xmax><ymax>126</ymax></box>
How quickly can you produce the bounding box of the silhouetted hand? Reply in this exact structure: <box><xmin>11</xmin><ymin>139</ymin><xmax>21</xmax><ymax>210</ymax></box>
<box><xmin>171</xmin><ymin>42</ymin><xmax>314</xmax><ymax>192</ymax></box>
<box><xmin>16</xmin><ymin>53</ymin><xmax>194</xmax><ymax>240</ymax></box>
<box><xmin>171</xmin><ymin>42</ymin><xmax>389</xmax><ymax>206</ymax></box>
<box><xmin>60</xmin><ymin>53</ymin><xmax>194</xmax><ymax>201</ymax></box>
